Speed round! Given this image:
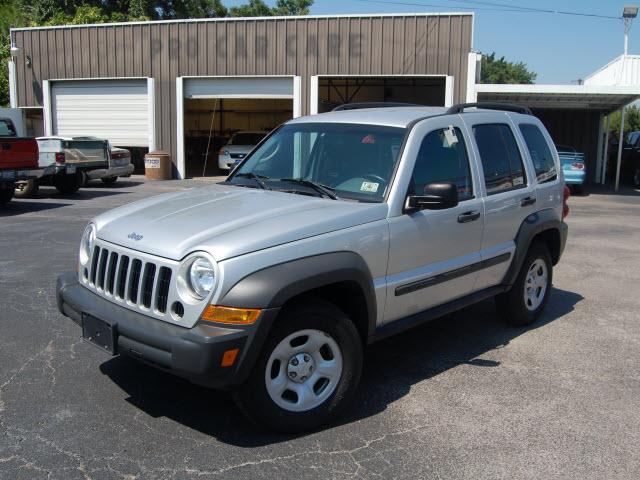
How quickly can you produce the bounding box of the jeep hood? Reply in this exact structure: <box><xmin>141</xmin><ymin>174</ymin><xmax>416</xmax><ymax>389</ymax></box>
<box><xmin>95</xmin><ymin>184</ymin><xmax>388</xmax><ymax>261</ymax></box>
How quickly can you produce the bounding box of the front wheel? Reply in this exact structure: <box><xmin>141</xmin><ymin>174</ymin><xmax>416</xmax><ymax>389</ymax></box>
<box><xmin>496</xmin><ymin>242</ymin><xmax>553</xmax><ymax>326</ymax></box>
<box><xmin>233</xmin><ymin>299</ymin><xmax>363</xmax><ymax>433</ymax></box>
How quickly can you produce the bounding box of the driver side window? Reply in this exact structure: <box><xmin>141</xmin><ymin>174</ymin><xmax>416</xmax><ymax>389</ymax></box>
<box><xmin>410</xmin><ymin>127</ymin><xmax>473</xmax><ymax>201</ymax></box>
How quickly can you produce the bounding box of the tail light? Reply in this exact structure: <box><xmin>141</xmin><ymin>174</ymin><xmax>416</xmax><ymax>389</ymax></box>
<box><xmin>570</xmin><ymin>162</ymin><xmax>584</xmax><ymax>171</ymax></box>
<box><xmin>562</xmin><ymin>185</ymin><xmax>570</xmax><ymax>219</ymax></box>
<box><xmin>55</xmin><ymin>152</ymin><xmax>65</xmax><ymax>164</ymax></box>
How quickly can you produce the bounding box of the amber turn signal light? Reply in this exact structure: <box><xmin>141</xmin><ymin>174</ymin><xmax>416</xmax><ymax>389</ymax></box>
<box><xmin>221</xmin><ymin>348</ymin><xmax>240</xmax><ymax>367</ymax></box>
<box><xmin>200</xmin><ymin>305</ymin><xmax>261</xmax><ymax>325</ymax></box>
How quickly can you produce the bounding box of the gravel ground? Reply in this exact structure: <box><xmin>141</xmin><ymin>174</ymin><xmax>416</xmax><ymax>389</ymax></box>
<box><xmin>1</xmin><ymin>177</ymin><xmax>639</xmax><ymax>479</ymax></box>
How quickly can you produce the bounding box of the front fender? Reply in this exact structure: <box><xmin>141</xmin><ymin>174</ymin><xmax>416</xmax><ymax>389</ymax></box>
<box><xmin>219</xmin><ymin>251</ymin><xmax>377</xmax><ymax>335</ymax></box>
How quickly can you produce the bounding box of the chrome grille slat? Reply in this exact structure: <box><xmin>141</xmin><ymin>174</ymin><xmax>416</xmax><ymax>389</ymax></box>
<box><xmin>81</xmin><ymin>240</ymin><xmax>179</xmax><ymax>321</ymax></box>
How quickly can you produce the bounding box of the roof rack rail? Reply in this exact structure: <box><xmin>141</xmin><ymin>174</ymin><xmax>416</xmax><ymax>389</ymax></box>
<box><xmin>446</xmin><ymin>102</ymin><xmax>533</xmax><ymax>115</ymax></box>
<box><xmin>332</xmin><ymin>102</ymin><xmax>420</xmax><ymax>111</ymax></box>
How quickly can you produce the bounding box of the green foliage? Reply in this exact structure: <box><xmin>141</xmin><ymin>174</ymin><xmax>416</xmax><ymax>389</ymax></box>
<box><xmin>480</xmin><ymin>52</ymin><xmax>537</xmax><ymax>85</ymax></box>
<box><xmin>273</xmin><ymin>0</ymin><xmax>312</xmax><ymax>15</ymax></box>
<box><xmin>609</xmin><ymin>105</ymin><xmax>640</xmax><ymax>139</ymax></box>
<box><xmin>229</xmin><ymin>0</ymin><xmax>272</xmax><ymax>17</ymax></box>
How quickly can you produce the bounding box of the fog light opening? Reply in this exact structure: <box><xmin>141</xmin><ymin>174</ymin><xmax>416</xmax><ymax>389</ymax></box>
<box><xmin>171</xmin><ymin>301</ymin><xmax>184</xmax><ymax>320</ymax></box>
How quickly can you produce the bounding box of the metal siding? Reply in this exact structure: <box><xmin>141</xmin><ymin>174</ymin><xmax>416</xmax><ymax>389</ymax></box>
<box><xmin>13</xmin><ymin>14</ymin><xmax>472</xmax><ymax>166</ymax></box>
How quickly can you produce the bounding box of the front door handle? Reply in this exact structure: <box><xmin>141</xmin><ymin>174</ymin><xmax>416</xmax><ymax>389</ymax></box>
<box><xmin>457</xmin><ymin>210</ymin><xmax>481</xmax><ymax>223</ymax></box>
<box><xmin>521</xmin><ymin>196</ymin><xmax>536</xmax><ymax>207</ymax></box>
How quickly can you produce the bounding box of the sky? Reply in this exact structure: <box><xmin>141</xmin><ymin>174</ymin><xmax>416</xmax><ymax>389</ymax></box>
<box><xmin>224</xmin><ymin>0</ymin><xmax>638</xmax><ymax>84</ymax></box>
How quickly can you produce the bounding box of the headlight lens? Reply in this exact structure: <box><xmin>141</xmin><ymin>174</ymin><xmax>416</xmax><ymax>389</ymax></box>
<box><xmin>188</xmin><ymin>257</ymin><xmax>215</xmax><ymax>299</ymax></box>
<box><xmin>79</xmin><ymin>224</ymin><xmax>96</xmax><ymax>265</ymax></box>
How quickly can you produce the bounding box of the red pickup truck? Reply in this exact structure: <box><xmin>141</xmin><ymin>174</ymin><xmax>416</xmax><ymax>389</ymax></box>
<box><xmin>0</xmin><ymin>118</ymin><xmax>38</xmax><ymax>205</ymax></box>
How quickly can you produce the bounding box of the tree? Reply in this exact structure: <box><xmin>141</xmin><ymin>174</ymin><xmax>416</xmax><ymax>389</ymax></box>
<box><xmin>229</xmin><ymin>0</ymin><xmax>272</xmax><ymax>17</ymax></box>
<box><xmin>480</xmin><ymin>52</ymin><xmax>537</xmax><ymax>84</ymax></box>
<box><xmin>609</xmin><ymin>105</ymin><xmax>640</xmax><ymax>141</ymax></box>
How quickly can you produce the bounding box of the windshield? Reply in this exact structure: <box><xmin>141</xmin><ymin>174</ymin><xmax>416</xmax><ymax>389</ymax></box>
<box><xmin>227</xmin><ymin>123</ymin><xmax>406</xmax><ymax>202</ymax></box>
<box><xmin>229</xmin><ymin>133</ymin><xmax>266</xmax><ymax>145</ymax></box>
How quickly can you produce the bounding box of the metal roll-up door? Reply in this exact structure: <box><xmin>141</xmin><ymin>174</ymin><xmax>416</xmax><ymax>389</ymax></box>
<box><xmin>51</xmin><ymin>80</ymin><xmax>150</xmax><ymax>147</ymax></box>
<box><xmin>184</xmin><ymin>77</ymin><xmax>294</xmax><ymax>99</ymax></box>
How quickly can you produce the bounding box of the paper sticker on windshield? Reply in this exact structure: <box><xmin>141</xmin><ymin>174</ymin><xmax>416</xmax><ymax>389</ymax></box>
<box><xmin>361</xmin><ymin>181</ymin><xmax>379</xmax><ymax>193</ymax></box>
<box><xmin>443</xmin><ymin>126</ymin><xmax>458</xmax><ymax>147</ymax></box>
<box><xmin>361</xmin><ymin>134</ymin><xmax>376</xmax><ymax>144</ymax></box>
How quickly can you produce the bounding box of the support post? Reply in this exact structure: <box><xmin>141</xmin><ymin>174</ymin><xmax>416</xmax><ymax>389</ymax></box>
<box><xmin>595</xmin><ymin>114</ymin><xmax>604</xmax><ymax>184</ymax></box>
<box><xmin>602</xmin><ymin>115</ymin><xmax>610</xmax><ymax>185</ymax></box>
<box><xmin>615</xmin><ymin>107</ymin><xmax>626</xmax><ymax>191</ymax></box>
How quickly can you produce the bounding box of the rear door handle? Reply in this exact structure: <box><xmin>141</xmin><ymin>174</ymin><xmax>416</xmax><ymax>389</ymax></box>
<box><xmin>521</xmin><ymin>196</ymin><xmax>536</xmax><ymax>207</ymax></box>
<box><xmin>457</xmin><ymin>210</ymin><xmax>481</xmax><ymax>223</ymax></box>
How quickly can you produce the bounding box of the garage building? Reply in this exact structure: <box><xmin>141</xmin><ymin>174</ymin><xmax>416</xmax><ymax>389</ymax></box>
<box><xmin>9</xmin><ymin>13</ymin><xmax>474</xmax><ymax>178</ymax></box>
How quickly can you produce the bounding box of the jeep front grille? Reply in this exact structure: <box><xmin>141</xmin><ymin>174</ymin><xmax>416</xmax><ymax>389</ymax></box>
<box><xmin>83</xmin><ymin>242</ymin><xmax>174</xmax><ymax>317</ymax></box>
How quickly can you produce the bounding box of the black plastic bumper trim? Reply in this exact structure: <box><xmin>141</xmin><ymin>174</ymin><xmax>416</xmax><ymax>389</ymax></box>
<box><xmin>56</xmin><ymin>271</ymin><xmax>279</xmax><ymax>389</ymax></box>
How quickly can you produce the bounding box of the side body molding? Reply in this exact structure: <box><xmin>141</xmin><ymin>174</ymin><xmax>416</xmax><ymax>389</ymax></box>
<box><xmin>220</xmin><ymin>252</ymin><xmax>377</xmax><ymax>335</ymax></box>
<box><xmin>503</xmin><ymin>208</ymin><xmax>566</xmax><ymax>287</ymax></box>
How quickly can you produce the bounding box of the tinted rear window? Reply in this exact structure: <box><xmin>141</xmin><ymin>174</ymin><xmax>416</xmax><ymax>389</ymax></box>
<box><xmin>519</xmin><ymin>124</ymin><xmax>557</xmax><ymax>183</ymax></box>
<box><xmin>473</xmin><ymin>123</ymin><xmax>527</xmax><ymax>195</ymax></box>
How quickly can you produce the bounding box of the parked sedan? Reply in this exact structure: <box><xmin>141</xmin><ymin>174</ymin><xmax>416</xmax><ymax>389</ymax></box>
<box><xmin>217</xmin><ymin>132</ymin><xmax>266</xmax><ymax>171</ymax></box>
<box><xmin>557</xmin><ymin>145</ymin><xmax>586</xmax><ymax>194</ymax></box>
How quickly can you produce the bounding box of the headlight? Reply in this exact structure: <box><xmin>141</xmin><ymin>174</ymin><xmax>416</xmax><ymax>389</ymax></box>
<box><xmin>79</xmin><ymin>223</ymin><xmax>96</xmax><ymax>265</ymax></box>
<box><xmin>188</xmin><ymin>256</ymin><xmax>215</xmax><ymax>299</ymax></box>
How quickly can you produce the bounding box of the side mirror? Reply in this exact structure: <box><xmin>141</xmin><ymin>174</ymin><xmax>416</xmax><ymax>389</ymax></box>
<box><xmin>405</xmin><ymin>182</ymin><xmax>459</xmax><ymax>212</ymax></box>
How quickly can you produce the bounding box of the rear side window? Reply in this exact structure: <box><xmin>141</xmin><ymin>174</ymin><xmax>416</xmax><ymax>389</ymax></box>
<box><xmin>411</xmin><ymin>127</ymin><xmax>473</xmax><ymax>201</ymax></box>
<box><xmin>472</xmin><ymin>123</ymin><xmax>526</xmax><ymax>195</ymax></box>
<box><xmin>0</xmin><ymin>119</ymin><xmax>16</xmax><ymax>136</ymax></box>
<box><xmin>519</xmin><ymin>124</ymin><xmax>557</xmax><ymax>183</ymax></box>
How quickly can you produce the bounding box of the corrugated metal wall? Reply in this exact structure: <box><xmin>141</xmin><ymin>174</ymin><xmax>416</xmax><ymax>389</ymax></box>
<box><xmin>12</xmin><ymin>14</ymin><xmax>473</xmax><ymax>164</ymax></box>
<box><xmin>534</xmin><ymin>108</ymin><xmax>601</xmax><ymax>181</ymax></box>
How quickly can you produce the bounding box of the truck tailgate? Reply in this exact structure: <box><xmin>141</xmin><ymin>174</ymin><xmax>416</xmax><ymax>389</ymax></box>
<box><xmin>0</xmin><ymin>138</ymin><xmax>39</xmax><ymax>170</ymax></box>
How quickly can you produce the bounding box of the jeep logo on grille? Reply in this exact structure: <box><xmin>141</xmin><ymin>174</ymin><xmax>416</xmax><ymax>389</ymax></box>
<box><xmin>127</xmin><ymin>232</ymin><xmax>143</xmax><ymax>241</ymax></box>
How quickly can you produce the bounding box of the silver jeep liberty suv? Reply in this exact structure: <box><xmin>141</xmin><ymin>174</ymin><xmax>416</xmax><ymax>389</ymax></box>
<box><xmin>57</xmin><ymin>103</ymin><xmax>569</xmax><ymax>432</ymax></box>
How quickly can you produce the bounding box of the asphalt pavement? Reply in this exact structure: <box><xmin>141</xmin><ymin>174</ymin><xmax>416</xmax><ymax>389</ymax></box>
<box><xmin>1</xmin><ymin>177</ymin><xmax>639</xmax><ymax>479</ymax></box>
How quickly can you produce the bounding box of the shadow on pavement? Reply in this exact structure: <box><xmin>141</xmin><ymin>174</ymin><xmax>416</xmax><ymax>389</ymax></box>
<box><xmin>585</xmin><ymin>184</ymin><xmax>640</xmax><ymax>197</ymax></box>
<box><xmin>99</xmin><ymin>287</ymin><xmax>583</xmax><ymax>446</ymax></box>
<box><xmin>0</xmin><ymin>201</ymin><xmax>72</xmax><ymax>216</ymax></box>
<box><xmin>84</xmin><ymin>180</ymin><xmax>144</xmax><ymax>189</ymax></box>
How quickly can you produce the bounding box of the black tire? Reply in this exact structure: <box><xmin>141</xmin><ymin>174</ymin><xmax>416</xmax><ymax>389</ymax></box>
<box><xmin>233</xmin><ymin>299</ymin><xmax>363</xmax><ymax>433</ymax></box>
<box><xmin>0</xmin><ymin>184</ymin><xmax>14</xmax><ymax>204</ymax></box>
<box><xmin>54</xmin><ymin>174</ymin><xmax>80</xmax><ymax>194</ymax></box>
<box><xmin>496</xmin><ymin>241</ymin><xmax>553</xmax><ymax>326</ymax></box>
<box><xmin>14</xmin><ymin>179</ymin><xmax>39</xmax><ymax>199</ymax></box>
<box><xmin>101</xmin><ymin>176</ymin><xmax>118</xmax><ymax>184</ymax></box>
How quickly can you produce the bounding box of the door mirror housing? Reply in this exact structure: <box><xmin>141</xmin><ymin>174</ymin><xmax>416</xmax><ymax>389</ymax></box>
<box><xmin>405</xmin><ymin>182</ymin><xmax>459</xmax><ymax>212</ymax></box>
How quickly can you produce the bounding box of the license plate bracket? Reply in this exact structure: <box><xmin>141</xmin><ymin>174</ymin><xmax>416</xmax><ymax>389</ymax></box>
<box><xmin>82</xmin><ymin>313</ymin><xmax>117</xmax><ymax>355</ymax></box>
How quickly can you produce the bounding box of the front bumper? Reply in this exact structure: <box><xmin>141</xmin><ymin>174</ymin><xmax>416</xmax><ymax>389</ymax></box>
<box><xmin>86</xmin><ymin>164</ymin><xmax>135</xmax><ymax>179</ymax></box>
<box><xmin>56</xmin><ymin>272</ymin><xmax>278</xmax><ymax>389</ymax></box>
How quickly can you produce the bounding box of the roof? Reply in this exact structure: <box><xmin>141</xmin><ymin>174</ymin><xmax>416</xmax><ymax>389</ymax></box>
<box><xmin>584</xmin><ymin>55</ymin><xmax>640</xmax><ymax>86</ymax></box>
<box><xmin>289</xmin><ymin>107</ymin><xmax>449</xmax><ymax>128</ymax></box>
<box><xmin>476</xmin><ymin>84</ymin><xmax>640</xmax><ymax>113</ymax></box>
<box><xmin>10</xmin><ymin>12</ymin><xmax>473</xmax><ymax>32</ymax></box>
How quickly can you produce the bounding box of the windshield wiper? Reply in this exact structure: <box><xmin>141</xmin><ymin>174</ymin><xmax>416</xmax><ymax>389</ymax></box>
<box><xmin>279</xmin><ymin>178</ymin><xmax>338</xmax><ymax>200</ymax></box>
<box><xmin>234</xmin><ymin>172</ymin><xmax>271</xmax><ymax>190</ymax></box>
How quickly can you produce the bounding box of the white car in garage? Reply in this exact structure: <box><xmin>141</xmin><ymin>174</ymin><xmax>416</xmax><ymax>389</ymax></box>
<box><xmin>218</xmin><ymin>132</ymin><xmax>266</xmax><ymax>171</ymax></box>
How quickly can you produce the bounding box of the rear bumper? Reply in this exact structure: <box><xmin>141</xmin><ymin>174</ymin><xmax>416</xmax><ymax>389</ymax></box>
<box><xmin>563</xmin><ymin>171</ymin><xmax>586</xmax><ymax>185</ymax></box>
<box><xmin>56</xmin><ymin>271</ymin><xmax>278</xmax><ymax>389</ymax></box>
<box><xmin>86</xmin><ymin>164</ymin><xmax>135</xmax><ymax>179</ymax></box>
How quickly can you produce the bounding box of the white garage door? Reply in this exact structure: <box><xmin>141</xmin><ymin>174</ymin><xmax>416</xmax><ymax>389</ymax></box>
<box><xmin>51</xmin><ymin>80</ymin><xmax>150</xmax><ymax>147</ymax></box>
<box><xmin>184</xmin><ymin>77</ymin><xmax>295</xmax><ymax>99</ymax></box>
